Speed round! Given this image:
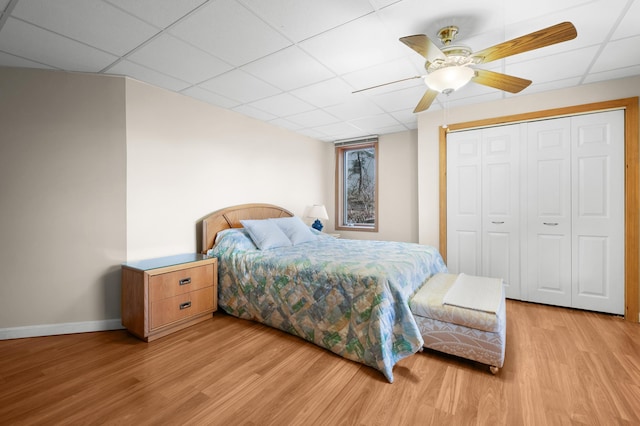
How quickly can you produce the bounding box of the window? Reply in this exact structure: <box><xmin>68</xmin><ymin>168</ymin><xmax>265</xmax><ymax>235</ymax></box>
<box><xmin>335</xmin><ymin>139</ymin><xmax>378</xmax><ymax>232</ymax></box>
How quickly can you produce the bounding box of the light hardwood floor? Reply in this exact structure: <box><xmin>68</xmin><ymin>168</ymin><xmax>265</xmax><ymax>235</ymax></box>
<box><xmin>1</xmin><ymin>300</ymin><xmax>639</xmax><ymax>425</ymax></box>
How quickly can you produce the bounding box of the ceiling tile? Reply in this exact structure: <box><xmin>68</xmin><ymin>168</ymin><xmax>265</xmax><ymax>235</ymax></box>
<box><xmin>504</xmin><ymin>0</ymin><xmax>593</xmax><ymax>24</ymax></box>
<box><xmin>370</xmin><ymin>123</ymin><xmax>408</xmax><ymax>134</ymax></box>
<box><xmin>505</xmin><ymin>77</ymin><xmax>581</xmax><ymax>98</ymax></box>
<box><xmin>169</xmin><ymin>0</ymin><xmax>291</xmax><ymax>66</ymax></box>
<box><xmin>390</xmin><ymin>108</ymin><xmax>418</xmax><ymax>126</ymax></box>
<box><xmin>269</xmin><ymin>117</ymin><xmax>305</xmax><ymax>131</ymax></box>
<box><xmin>0</xmin><ymin>18</ymin><xmax>117</xmax><ymax>72</ymax></box>
<box><xmin>613</xmin><ymin>0</ymin><xmax>640</xmax><ymax>39</ymax></box>
<box><xmin>324</xmin><ymin>98</ymin><xmax>385</xmax><ymax>121</ymax></box>
<box><xmin>349</xmin><ymin>113</ymin><xmax>400</xmax><ymax>130</ymax></box>
<box><xmin>290</xmin><ymin>78</ymin><xmax>357</xmax><ymax>108</ymax></box>
<box><xmin>107</xmin><ymin>60</ymin><xmax>191</xmax><ymax>91</ymax></box>
<box><xmin>341</xmin><ymin>57</ymin><xmax>424</xmax><ymax>94</ymax></box>
<box><xmin>199</xmin><ymin>69</ymin><xmax>281</xmax><ymax>103</ymax></box>
<box><xmin>507</xmin><ymin>46</ymin><xmax>599</xmax><ymax>83</ymax></box>
<box><xmin>286</xmin><ymin>109</ymin><xmax>340</xmax><ymax>127</ymax></box>
<box><xmin>127</xmin><ymin>33</ymin><xmax>232</xmax><ymax>84</ymax></box>
<box><xmin>584</xmin><ymin>65</ymin><xmax>640</xmax><ymax>84</ymax></box>
<box><xmin>13</xmin><ymin>0</ymin><xmax>159</xmax><ymax>56</ymax></box>
<box><xmin>248</xmin><ymin>93</ymin><xmax>315</xmax><ymax>117</ymax></box>
<box><xmin>241</xmin><ymin>46</ymin><xmax>335</xmax><ymax>91</ymax></box>
<box><xmin>296</xmin><ymin>128</ymin><xmax>332</xmax><ymax>140</ymax></box>
<box><xmin>370</xmin><ymin>84</ymin><xmax>427</xmax><ymax>112</ymax></box>
<box><xmin>233</xmin><ymin>104</ymin><xmax>278</xmax><ymax>121</ymax></box>
<box><xmin>299</xmin><ymin>13</ymin><xmax>407</xmax><ymax>75</ymax></box>
<box><xmin>239</xmin><ymin>0</ymin><xmax>374</xmax><ymax>42</ymax></box>
<box><xmin>368</xmin><ymin>0</ymin><xmax>402</xmax><ymax>9</ymax></box>
<box><xmin>181</xmin><ymin>86</ymin><xmax>241</xmax><ymax>109</ymax></box>
<box><xmin>378</xmin><ymin>0</ymin><xmax>505</xmax><ymax>41</ymax></box>
<box><xmin>0</xmin><ymin>51</ymin><xmax>55</xmax><ymax>69</ymax></box>
<box><xmin>591</xmin><ymin>35</ymin><xmax>640</xmax><ymax>73</ymax></box>
<box><xmin>312</xmin><ymin>121</ymin><xmax>366</xmax><ymax>139</ymax></box>
<box><xmin>503</xmin><ymin>0</ymin><xmax>627</xmax><ymax>63</ymax></box>
<box><xmin>104</xmin><ymin>0</ymin><xmax>207</xmax><ymax>28</ymax></box>
<box><xmin>442</xmin><ymin>91</ymin><xmax>503</xmax><ymax>109</ymax></box>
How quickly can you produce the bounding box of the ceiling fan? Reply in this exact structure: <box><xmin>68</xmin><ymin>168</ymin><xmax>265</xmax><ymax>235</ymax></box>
<box><xmin>354</xmin><ymin>22</ymin><xmax>577</xmax><ymax>113</ymax></box>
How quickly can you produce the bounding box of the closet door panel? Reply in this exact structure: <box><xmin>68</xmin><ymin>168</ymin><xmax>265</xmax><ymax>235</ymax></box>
<box><xmin>447</xmin><ymin>132</ymin><xmax>482</xmax><ymax>275</ymax></box>
<box><xmin>456</xmin><ymin>231</ymin><xmax>481</xmax><ymax>275</ymax></box>
<box><xmin>571</xmin><ymin>110</ymin><xmax>624</xmax><ymax>314</ymax></box>
<box><xmin>526</xmin><ymin>119</ymin><xmax>572</xmax><ymax>306</ymax></box>
<box><xmin>482</xmin><ymin>126</ymin><xmax>520</xmax><ymax>298</ymax></box>
<box><xmin>485</xmin><ymin>231</ymin><xmax>512</xmax><ymax>282</ymax></box>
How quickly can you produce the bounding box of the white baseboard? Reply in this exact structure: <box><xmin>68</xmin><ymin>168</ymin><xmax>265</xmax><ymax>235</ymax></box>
<box><xmin>0</xmin><ymin>319</ymin><xmax>125</xmax><ymax>340</ymax></box>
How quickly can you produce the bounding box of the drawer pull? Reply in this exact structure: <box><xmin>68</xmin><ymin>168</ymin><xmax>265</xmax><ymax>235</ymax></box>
<box><xmin>179</xmin><ymin>301</ymin><xmax>192</xmax><ymax>310</ymax></box>
<box><xmin>491</xmin><ymin>221</ymin><xmax>504</xmax><ymax>224</ymax></box>
<box><xmin>543</xmin><ymin>222</ymin><xmax>559</xmax><ymax>226</ymax></box>
<box><xmin>179</xmin><ymin>277</ymin><xmax>191</xmax><ymax>286</ymax></box>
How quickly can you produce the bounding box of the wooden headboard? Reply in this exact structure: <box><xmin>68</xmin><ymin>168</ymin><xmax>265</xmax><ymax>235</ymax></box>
<box><xmin>201</xmin><ymin>203</ymin><xmax>294</xmax><ymax>253</ymax></box>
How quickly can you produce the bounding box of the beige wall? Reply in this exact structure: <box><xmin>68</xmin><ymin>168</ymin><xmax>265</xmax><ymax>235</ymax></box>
<box><xmin>0</xmin><ymin>68</ymin><xmax>127</xmax><ymax>332</ymax></box>
<box><xmin>6</xmin><ymin>65</ymin><xmax>634</xmax><ymax>334</ymax></box>
<box><xmin>124</xmin><ymin>79</ymin><xmax>332</xmax><ymax>260</ymax></box>
<box><xmin>328</xmin><ymin>130</ymin><xmax>420</xmax><ymax>243</ymax></box>
<box><xmin>0</xmin><ymin>68</ymin><xmax>332</xmax><ymax>336</ymax></box>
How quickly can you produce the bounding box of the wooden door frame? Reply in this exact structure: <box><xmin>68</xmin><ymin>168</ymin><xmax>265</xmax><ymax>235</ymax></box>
<box><xmin>439</xmin><ymin>97</ymin><xmax>639</xmax><ymax>322</ymax></box>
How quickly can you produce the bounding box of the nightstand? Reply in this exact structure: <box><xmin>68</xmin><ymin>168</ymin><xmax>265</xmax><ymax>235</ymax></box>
<box><xmin>121</xmin><ymin>253</ymin><xmax>217</xmax><ymax>342</ymax></box>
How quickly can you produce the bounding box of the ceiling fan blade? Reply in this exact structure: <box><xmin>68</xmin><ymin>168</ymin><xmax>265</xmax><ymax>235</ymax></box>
<box><xmin>472</xmin><ymin>22</ymin><xmax>577</xmax><ymax>64</ymax></box>
<box><xmin>352</xmin><ymin>75</ymin><xmax>422</xmax><ymax>94</ymax></box>
<box><xmin>413</xmin><ymin>89</ymin><xmax>439</xmax><ymax>113</ymax></box>
<box><xmin>400</xmin><ymin>34</ymin><xmax>446</xmax><ymax>64</ymax></box>
<box><xmin>472</xmin><ymin>69</ymin><xmax>532</xmax><ymax>93</ymax></box>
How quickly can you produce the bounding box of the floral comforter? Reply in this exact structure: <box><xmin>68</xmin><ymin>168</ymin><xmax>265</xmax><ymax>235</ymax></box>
<box><xmin>208</xmin><ymin>229</ymin><xmax>447</xmax><ymax>382</ymax></box>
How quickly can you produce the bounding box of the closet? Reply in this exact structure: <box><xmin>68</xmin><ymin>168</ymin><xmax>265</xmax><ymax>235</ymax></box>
<box><xmin>446</xmin><ymin>110</ymin><xmax>624</xmax><ymax>315</ymax></box>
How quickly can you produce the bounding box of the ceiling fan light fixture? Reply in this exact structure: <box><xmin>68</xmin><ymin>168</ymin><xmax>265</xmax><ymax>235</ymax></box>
<box><xmin>424</xmin><ymin>66</ymin><xmax>474</xmax><ymax>94</ymax></box>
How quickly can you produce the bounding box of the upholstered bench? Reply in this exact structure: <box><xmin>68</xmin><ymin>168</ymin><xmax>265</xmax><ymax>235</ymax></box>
<box><xmin>409</xmin><ymin>273</ymin><xmax>506</xmax><ymax>373</ymax></box>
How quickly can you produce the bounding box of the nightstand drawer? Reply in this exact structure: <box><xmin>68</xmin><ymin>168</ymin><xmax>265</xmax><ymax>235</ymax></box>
<box><xmin>149</xmin><ymin>264</ymin><xmax>214</xmax><ymax>302</ymax></box>
<box><xmin>150</xmin><ymin>286</ymin><xmax>214</xmax><ymax>330</ymax></box>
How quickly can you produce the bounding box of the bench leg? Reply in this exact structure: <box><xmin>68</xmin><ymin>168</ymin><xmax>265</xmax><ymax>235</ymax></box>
<box><xmin>489</xmin><ymin>366</ymin><xmax>500</xmax><ymax>375</ymax></box>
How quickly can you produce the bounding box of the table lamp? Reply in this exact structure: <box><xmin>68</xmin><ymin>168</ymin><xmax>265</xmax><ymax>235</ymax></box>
<box><xmin>307</xmin><ymin>204</ymin><xmax>329</xmax><ymax>231</ymax></box>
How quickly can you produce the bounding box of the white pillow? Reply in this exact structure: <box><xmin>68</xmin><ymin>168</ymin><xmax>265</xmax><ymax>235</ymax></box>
<box><xmin>270</xmin><ymin>217</ymin><xmax>317</xmax><ymax>245</ymax></box>
<box><xmin>240</xmin><ymin>219</ymin><xmax>292</xmax><ymax>250</ymax></box>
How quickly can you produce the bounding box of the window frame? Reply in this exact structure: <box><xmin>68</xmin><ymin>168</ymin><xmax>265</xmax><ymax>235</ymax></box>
<box><xmin>334</xmin><ymin>140</ymin><xmax>379</xmax><ymax>232</ymax></box>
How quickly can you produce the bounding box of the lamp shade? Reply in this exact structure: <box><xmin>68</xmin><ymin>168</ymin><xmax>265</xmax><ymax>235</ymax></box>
<box><xmin>424</xmin><ymin>66</ymin><xmax>474</xmax><ymax>93</ymax></box>
<box><xmin>307</xmin><ymin>204</ymin><xmax>329</xmax><ymax>220</ymax></box>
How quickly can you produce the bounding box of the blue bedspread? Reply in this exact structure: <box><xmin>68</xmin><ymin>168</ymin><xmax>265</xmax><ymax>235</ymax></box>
<box><xmin>209</xmin><ymin>229</ymin><xmax>447</xmax><ymax>382</ymax></box>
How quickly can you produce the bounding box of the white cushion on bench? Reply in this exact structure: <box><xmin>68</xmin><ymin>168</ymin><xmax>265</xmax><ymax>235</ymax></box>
<box><xmin>411</xmin><ymin>272</ymin><xmax>503</xmax><ymax>333</ymax></box>
<box><xmin>410</xmin><ymin>273</ymin><xmax>507</xmax><ymax>369</ymax></box>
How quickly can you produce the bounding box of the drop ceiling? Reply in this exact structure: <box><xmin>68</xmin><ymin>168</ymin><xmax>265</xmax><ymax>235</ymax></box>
<box><xmin>0</xmin><ymin>0</ymin><xmax>638</xmax><ymax>142</ymax></box>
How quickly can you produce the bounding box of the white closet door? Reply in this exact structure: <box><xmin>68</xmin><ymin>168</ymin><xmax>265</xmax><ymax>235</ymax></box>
<box><xmin>571</xmin><ymin>111</ymin><xmax>624</xmax><ymax>315</ymax></box>
<box><xmin>526</xmin><ymin>118</ymin><xmax>572</xmax><ymax>306</ymax></box>
<box><xmin>482</xmin><ymin>125</ymin><xmax>521</xmax><ymax>299</ymax></box>
<box><xmin>447</xmin><ymin>131</ymin><xmax>482</xmax><ymax>276</ymax></box>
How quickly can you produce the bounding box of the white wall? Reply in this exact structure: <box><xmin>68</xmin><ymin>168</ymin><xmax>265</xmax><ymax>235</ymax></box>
<box><xmin>418</xmin><ymin>75</ymin><xmax>640</xmax><ymax>247</ymax></box>
<box><xmin>125</xmin><ymin>79</ymin><xmax>332</xmax><ymax>260</ymax></box>
<box><xmin>0</xmin><ymin>68</ymin><xmax>127</xmax><ymax>333</ymax></box>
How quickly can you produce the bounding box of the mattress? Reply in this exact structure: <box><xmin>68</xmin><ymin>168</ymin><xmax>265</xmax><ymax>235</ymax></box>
<box><xmin>208</xmin><ymin>228</ymin><xmax>447</xmax><ymax>382</ymax></box>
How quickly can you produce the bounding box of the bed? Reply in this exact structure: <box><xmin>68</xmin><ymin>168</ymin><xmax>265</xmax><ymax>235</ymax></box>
<box><xmin>201</xmin><ymin>203</ymin><xmax>447</xmax><ymax>382</ymax></box>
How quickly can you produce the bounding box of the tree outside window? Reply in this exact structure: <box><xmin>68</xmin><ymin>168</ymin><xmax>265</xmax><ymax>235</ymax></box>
<box><xmin>335</xmin><ymin>141</ymin><xmax>378</xmax><ymax>231</ymax></box>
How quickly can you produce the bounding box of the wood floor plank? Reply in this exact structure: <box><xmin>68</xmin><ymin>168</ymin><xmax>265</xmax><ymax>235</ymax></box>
<box><xmin>1</xmin><ymin>301</ymin><xmax>639</xmax><ymax>425</ymax></box>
